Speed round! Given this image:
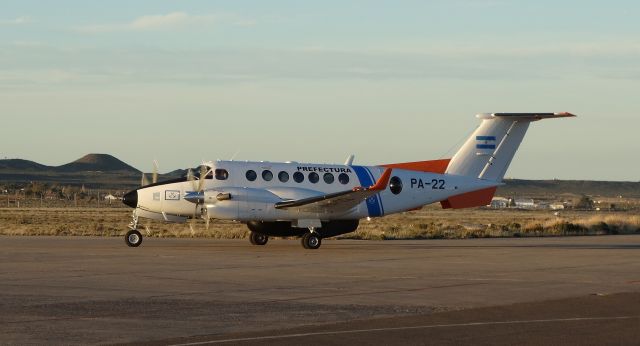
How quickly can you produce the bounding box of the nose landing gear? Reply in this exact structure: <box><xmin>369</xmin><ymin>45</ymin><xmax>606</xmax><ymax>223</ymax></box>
<box><xmin>125</xmin><ymin>229</ymin><xmax>143</xmax><ymax>247</ymax></box>
<box><xmin>125</xmin><ymin>210</ymin><xmax>143</xmax><ymax>247</ymax></box>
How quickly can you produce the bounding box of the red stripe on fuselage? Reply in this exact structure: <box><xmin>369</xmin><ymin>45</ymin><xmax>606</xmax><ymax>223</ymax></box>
<box><xmin>440</xmin><ymin>187</ymin><xmax>497</xmax><ymax>209</ymax></box>
<box><xmin>381</xmin><ymin>159</ymin><xmax>450</xmax><ymax>174</ymax></box>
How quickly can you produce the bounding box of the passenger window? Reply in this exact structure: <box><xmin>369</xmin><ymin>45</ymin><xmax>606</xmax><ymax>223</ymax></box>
<box><xmin>215</xmin><ymin>169</ymin><xmax>229</xmax><ymax>180</ymax></box>
<box><xmin>308</xmin><ymin>172</ymin><xmax>319</xmax><ymax>184</ymax></box>
<box><xmin>323</xmin><ymin>173</ymin><xmax>334</xmax><ymax>184</ymax></box>
<box><xmin>262</xmin><ymin>170</ymin><xmax>273</xmax><ymax>181</ymax></box>
<box><xmin>246</xmin><ymin>170</ymin><xmax>257</xmax><ymax>181</ymax></box>
<box><xmin>293</xmin><ymin>171</ymin><xmax>304</xmax><ymax>183</ymax></box>
<box><xmin>390</xmin><ymin>176</ymin><xmax>403</xmax><ymax>195</ymax></box>
<box><xmin>338</xmin><ymin>173</ymin><xmax>350</xmax><ymax>184</ymax></box>
<box><xmin>278</xmin><ymin>171</ymin><xmax>289</xmax><ymax>182</ymax></box>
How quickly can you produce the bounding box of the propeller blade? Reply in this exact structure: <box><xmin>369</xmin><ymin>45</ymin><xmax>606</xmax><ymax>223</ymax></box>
<box><xmin>141</xmin><ymin>173</ymin><xmax>149</xmax><ymax>186</ymax></box>
<box><xmin>198</xmin><ymin>165</ymin><xmax>208</xmax><ymax>191</ymax></box>
<box><xmin>193</xmin><ymin>203</ymin><xmax>199</xmax><ymax>219</ymax></box>
<box><xmin>152</xmin><ymin>160</ymin><xmax>159</xmax><ymax>184</ymax></box>
<box><xmin>187</xmin><ymin>168</ymin><xmax>197</xmax><ymax>191</ymax></box>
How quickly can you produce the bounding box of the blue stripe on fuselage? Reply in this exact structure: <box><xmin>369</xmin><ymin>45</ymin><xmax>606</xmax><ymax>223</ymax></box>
<box><xmin>364</xmin><ymin>167</ymin><xmax>385</xmax><ymax>216</ymax></box>
<box><xmin>351</xmin><ymin>165</ymin><xmax>383</xmax><ymax>217</ymax></box>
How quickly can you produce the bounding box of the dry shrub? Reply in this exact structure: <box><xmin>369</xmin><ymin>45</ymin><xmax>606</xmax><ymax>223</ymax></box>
<box><xmin>2</xmin><ymin>208</ymin><xmax>639</xmax><ymax>240</ymax></box>
<box><xmin>576</xmin><ymin>215</ymin><xmax>640</xmax><ymax>235</ymax></box>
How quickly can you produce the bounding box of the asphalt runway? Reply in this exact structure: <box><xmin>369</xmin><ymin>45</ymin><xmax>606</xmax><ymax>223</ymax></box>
<box><xmin>1</xmin><ymin>235</ymin><xmax>639</xmax><ymax>345</ymax></box>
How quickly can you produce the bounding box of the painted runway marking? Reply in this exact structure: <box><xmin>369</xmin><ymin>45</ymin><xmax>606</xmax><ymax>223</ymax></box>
<box><xmin>169</xmin><ymin>315</ymin><xmax>640</xmax><ymax>345</ymax></box>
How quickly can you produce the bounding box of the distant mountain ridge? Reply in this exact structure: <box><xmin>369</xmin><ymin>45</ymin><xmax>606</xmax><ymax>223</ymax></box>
<box><xmin>0</xmin><ymin>159</ymin><xmax>48</xmax><ymax>171</ymax></box>
<box><xmin>497</xmin><ymin>179</ymin><xmax>640</xmax><ymax>198</ymax></box>
<box><xmin>0</xmin><ymin>154</ymin><xmax>140</xmax><ymax>173</ymax></box>
<box><xmin>0</xmin><ymin>154</ymin><xmax>638</xmax><ymax>196</ymax></box>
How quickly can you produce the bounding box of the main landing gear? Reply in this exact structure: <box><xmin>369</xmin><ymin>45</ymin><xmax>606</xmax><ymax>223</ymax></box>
<box><xmin>247</xmin><ymin>228</ymin><xmax>323</xmax><ymax>249</ymax></box>
<box><xmin>249</xmin><ymin>232</ymin><xmax>269</xmax><ymax>246</ymax></box>
<box><xmin>125</xmin><ymin>210</ymin><xmax>143</xmax><ymax>247</ymax></box>
<box><xmin>301</xmin><ymin>229</ymin><xmax>322</xmax><ymax>250</ymax></box>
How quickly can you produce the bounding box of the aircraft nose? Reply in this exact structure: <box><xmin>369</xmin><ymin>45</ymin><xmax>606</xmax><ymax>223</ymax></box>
<box><xmin>122</xmin><ymin>190</ymin><xmax>138</xmax><ymax>208</ymax></box>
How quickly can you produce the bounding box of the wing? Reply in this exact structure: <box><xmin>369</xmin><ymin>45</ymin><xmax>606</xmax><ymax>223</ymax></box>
<box><xmin>274</xmin><ymin>168</ymin><xmax>392</xmax><ymax>213</ymax></box>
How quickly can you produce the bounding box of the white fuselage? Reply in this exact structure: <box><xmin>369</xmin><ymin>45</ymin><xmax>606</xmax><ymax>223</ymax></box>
<box><xmin>134</xmin><ymin>160</ymin><xmax>496</xmax><ymax>223</ymax></box>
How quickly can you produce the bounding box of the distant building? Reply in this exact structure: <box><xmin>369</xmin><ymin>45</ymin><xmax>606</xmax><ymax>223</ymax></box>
<box><xmin>549</xmin><ymin>203</ymin><xmax>565</xmax><ymax>210</ymax></box>
<box><xmin>514</xmin><ymin>198</ymin><xmax>536</xmax><ymax>209</ymax></box>
<box><xmin>490</xmin><ymin>197</ymin><xmax>510</xmax><ymax>208</ymax></box>
<box><xmin>104</xmin><ymin>194</ymin><xmax>120</xmax><ymax>201</ymax></box>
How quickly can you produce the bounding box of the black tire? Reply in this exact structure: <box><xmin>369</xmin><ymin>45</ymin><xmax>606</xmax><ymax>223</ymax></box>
<box><xmin>301</xmin><ymin>232</ymin><xmax>322</xmax><ymax>250</ymax></box>
<box><xmin>249</xmin><ymin>232</ymin><xmax>268</xmax><ymax>246</ymax></box>
<box><xmin>125</xmin><ymin>229</ymin><xmax>143</xmax><ymax>247</ymax></box>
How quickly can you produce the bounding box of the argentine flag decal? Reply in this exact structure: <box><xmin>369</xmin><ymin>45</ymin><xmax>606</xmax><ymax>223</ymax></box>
<box><xmin>476</xmin><ymin>136</ymin><xmax>496</xmax><ymax>150</ymax></box>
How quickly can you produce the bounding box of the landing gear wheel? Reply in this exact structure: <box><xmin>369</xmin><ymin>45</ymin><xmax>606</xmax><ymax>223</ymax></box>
<box><xmin>125</xmin><ymin>229</ymin><xmax>143</xmax><ymax>247</ymax></box>
<box><xmin>301</xmin><ymin>232</ymin><xmax>322</xmax><ymax>250</ymax></box>
<box><xmin>249</xmin><ymin>232</ymin><xmax>268</xmax><ymax>246</ymax></box>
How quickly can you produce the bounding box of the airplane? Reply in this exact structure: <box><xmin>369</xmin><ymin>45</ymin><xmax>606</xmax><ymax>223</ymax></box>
<box><xmin>122</xmin><ymin>112</ymin><xmax>575</xmax><ymax>249</ymax></box>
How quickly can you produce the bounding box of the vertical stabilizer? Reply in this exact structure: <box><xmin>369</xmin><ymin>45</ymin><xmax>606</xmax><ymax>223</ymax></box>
<box><xmin>445</xmin><ymin>112</ymin><xmax>575</xmax><ymax>182</ymax></box>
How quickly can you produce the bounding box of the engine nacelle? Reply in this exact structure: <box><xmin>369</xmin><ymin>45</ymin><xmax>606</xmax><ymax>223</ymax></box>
<box><xmin>204</xmin><ymin>187</ymin><xmax>283</xmax><ymax>221</ymax></box>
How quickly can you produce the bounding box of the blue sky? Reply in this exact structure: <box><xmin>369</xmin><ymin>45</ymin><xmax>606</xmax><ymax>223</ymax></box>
<box><xmin>1</xmin><ymin>1</ymin><xmax>639</xmax><ymax>180</ymax></box>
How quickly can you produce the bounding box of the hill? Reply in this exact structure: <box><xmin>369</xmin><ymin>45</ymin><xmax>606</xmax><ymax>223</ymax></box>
<box><xmin>0</xmin><ymin>159</ymin><xmax>48</xmax><ymax>171</ymax></box>
<box><xmin>56</xmin><ymin>154</ymin><xmax>139</xmax><ymax>173</ymax></box>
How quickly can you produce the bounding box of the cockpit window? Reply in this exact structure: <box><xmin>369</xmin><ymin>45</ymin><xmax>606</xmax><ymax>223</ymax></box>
<box><xmin>215</xmin><ymin>169</ymin><xmax>229</xmax><ymax>180</ymax></box>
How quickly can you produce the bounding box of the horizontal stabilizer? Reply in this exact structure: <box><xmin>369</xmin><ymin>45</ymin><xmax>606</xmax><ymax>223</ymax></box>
<box><xmin>477</xmin><ymin>112</ymin><xmax>576</xmax><ymax>121</ymax></box>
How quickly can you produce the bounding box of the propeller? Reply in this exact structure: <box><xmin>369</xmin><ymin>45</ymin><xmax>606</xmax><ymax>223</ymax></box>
<box><xmin>184</xmin><ymin>164</ymin><xmax>211</xmax><ymax>227</ymax></box>
<box><xmin>140</xmin><ymin>160</ymin><xmax>160</xmax><ymax>187</ymax></box>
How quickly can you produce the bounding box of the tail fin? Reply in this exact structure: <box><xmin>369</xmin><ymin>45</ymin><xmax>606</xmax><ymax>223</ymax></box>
<box><xmin>445</xmin><ymin>112</ymin><xmax>575</xmax><ymax>182</ymax></box>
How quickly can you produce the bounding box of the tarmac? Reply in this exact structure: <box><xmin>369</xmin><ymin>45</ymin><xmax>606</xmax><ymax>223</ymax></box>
<box><xmin>1</xmin><ymin>235</ymin><xmax>639</xmax><ymax>345</ymax></box>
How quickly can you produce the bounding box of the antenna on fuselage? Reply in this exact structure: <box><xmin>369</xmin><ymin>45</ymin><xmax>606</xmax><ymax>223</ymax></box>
<box><xmin>344</xmin><ymin>154</ymin><xmax>355</xmax><ymax>166</ymax></box>
<box><xmin>230</xmin><ymin>149</ymin><xmax>240</xmax><ymax>161</ymax></box>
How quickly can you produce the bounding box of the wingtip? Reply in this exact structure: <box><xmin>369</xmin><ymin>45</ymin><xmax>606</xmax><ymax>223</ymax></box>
<box><xmin>555</xmin><ymin>112</ymin><xmax>577</xmax><ymax>117</ymax></box>
<box><xmin>369</xmin><ymin>168</ymin><xmax>392</xmax><ymax>191</ymax></box>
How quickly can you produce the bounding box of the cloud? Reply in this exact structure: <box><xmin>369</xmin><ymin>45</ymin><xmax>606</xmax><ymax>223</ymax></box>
<box><xmin>76</xmin><ymin>11</ymin><xmax>253</xmax><ymax>33</ymax></box>
<box><xmin>78</xmin><ymin>12</ymin><xmax>200</xmax><ymax>32</ymax></box>
<box><xmin>130</xmin><ymin>12</ymin><xmax>191</xmax><ymax>30</ymax></box>
<box><xmin>4</xmin><ymin>39</ymin><xmax>640</xmax><ymax>90</ymax></box>
<box><xmin>0</xmin><ymin>16</ymin><xmax>33</xmax><ymax>25</ymax></box>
